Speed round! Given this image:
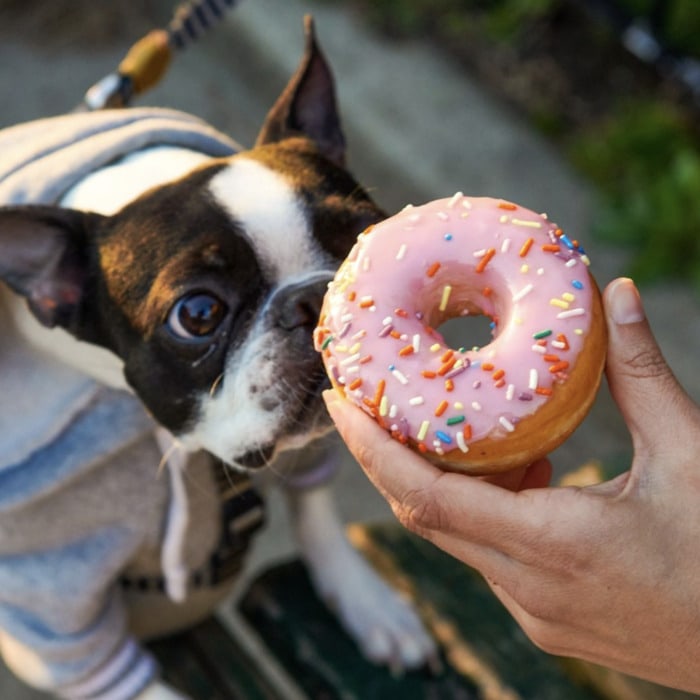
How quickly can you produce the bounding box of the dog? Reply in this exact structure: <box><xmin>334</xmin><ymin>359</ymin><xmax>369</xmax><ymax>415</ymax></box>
<box><xmin>0</xmin><ymin>17</ymin><xmax>436</xmax><ymax>700</ymax></box>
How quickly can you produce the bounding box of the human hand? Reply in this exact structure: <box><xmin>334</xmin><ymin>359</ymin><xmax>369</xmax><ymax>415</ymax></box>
<box><xmin>323</xmin><ymin>277</ymin><xmax>700</xmax><ymax>693</ymax></box>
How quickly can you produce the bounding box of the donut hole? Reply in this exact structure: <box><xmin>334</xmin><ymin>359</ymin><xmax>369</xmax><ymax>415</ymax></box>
<box><xmin>437</xmin><ymin>313</ymin><xmax>494</xmax><ymax>351</ymax></box>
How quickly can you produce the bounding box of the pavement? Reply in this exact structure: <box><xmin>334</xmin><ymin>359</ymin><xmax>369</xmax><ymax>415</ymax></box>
<box><xmin>1</xmin><ymin>0</ymin><xmax>699</xmax><ymax>697</ymax></box>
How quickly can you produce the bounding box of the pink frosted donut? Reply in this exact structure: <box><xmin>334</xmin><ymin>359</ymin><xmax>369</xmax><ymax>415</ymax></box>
<box><xmin>315</xmin><ymin>194</ymin><xmax>607</xmax><ymax>474</ymax></box>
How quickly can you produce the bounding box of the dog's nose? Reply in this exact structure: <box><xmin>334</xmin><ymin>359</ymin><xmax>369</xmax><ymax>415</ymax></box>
<box><xmin>271</xmin><ymin>277</ymin><xmax>330</xmax><ymax>331</ymax></box>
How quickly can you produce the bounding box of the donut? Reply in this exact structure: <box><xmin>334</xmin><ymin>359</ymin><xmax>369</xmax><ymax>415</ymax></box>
<box><xmin>314</xmin><ymin>194</ymin><xmax>607</xmax><ymax>475</ymax></box>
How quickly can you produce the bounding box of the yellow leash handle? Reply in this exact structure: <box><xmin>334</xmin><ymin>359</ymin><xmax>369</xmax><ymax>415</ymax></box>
<box><xmin>118</xmin><ymin>29</ymin><xmax>173</xmax><ymax>97</ymax></box>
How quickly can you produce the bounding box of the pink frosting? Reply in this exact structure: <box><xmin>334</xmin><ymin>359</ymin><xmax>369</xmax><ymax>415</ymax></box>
<box><xmin>315</xmin><ymin>194</ymin><xmax>595</xmax><ymax>458</ymax></box>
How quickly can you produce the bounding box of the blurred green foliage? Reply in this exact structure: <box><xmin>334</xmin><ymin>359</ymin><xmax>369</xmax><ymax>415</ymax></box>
<box><xmin>619</xmin><ymin>0</ymin><xmax>700</xmax><ymax>58</ymax></box>
<box><xmin>571</xmin><ymin>101</ymin><xmax>700</xmax><ymax>287</ymax></box>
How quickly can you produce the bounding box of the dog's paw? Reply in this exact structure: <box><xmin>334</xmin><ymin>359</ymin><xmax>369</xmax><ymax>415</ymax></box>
<box><xmin>134</xmin><ymin>680</ymin><xmax>191</xmax><ymax>700</ymax></box>
<box><xmin>310</xmin><ymin>540</ymin><xmax>438</xmax><ymax>672</ymax></box>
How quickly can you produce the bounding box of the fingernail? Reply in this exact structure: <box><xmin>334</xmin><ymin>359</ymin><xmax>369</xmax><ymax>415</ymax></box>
<box><xmin>322</xmin><ymin>389</ymin><xmax>339</xmax><ymax>412</ymax></box>
<box><xmin>608</xmin><ymin>277</ymin><xmax>645</xmax><ymax>325</ymax></box>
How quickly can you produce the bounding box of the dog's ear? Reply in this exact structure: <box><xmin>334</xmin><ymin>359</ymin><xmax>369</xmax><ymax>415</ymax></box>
<box><xmin>0</xmin><ymin>205</ymin><xmax>103</xmax><ymax>331</ymax></box>
<box><xmin>255</xmin><ymin>15</ymin><xmax>346</xmax><ymax>167</ymax></box>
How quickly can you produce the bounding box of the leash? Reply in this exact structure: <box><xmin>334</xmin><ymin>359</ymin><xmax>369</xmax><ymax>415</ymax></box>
<box><xmin>76</xmin><ymin>0</ymin><xmax>243</xmax><ymax>111</ymax></box>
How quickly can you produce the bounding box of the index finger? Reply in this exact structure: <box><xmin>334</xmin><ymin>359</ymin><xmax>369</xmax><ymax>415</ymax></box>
<box><xmin>323</xmin><ymin>389</ymin><xmax>545</xmax><ymax>552</ymax></box>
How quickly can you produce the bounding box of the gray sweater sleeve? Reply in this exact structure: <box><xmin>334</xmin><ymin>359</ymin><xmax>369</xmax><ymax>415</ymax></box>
<box><xmin>0</xmin><ymin>528</ymin><xmax>158</xmax><ymax>699</ymax></box>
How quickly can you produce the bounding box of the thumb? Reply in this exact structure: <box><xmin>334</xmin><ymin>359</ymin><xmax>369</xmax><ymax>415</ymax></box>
<box><xmin>603</xmin><ymin>277</ymin><xmax>694</xmax><ymax>455</ymax></box>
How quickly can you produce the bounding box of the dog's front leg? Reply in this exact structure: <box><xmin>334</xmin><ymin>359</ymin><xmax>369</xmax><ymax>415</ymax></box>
<box><xmin>286</xmin><ymin>483</ymin><xmax>437</xmax><ymax>671</ymax></box>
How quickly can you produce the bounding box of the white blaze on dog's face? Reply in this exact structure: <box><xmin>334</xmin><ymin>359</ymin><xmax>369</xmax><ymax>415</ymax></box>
<box><xmin>178</xmin><ymin>156</ymin><xmax>342</xmax><ymax>467</ymax></box>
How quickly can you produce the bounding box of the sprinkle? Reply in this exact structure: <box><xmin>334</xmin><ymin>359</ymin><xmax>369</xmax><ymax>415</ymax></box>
<box><xmin>506</xmin><ymin>383</ymin><xmax>515</xmax><ymax>401</ymax></box>
<box><xmin>537</xmin><ymin>268</ymin><xmax>545</xmax><ymax>275</ymax></box>
<box><xmin>572</xmin><ymin>279</ymin><xmax>584</xmax><ymax>290</ymax></box>
<box><xmin>362</xmin><ymin>256</ymin><xmax>371</xmax><ymax>272</ymax></box>
<box><xmin>359</xmin><ymin>296</ymin><xmax>374</xmax><ymax>308</ymax></box>
<box><xmin>501</xmin><ymin>238</ymin><xmax>512</xmax><ymax>253</ymax></box>
<box><xmin>499</xmin><ymin>215</ymin><xmax>510</xmax><ymax>224</ymax></box>
<box><xmin>482</xmin><ymin>286</ymin><xmax>493</xmax><ymax>297</ymax></box>
<box><xmin>411</xmin><ymin>334</ymin><xmax>421</xmax><ymax>353</ymax></box>
<box><xmin>321</xmin><ymin>335</ymin><xmax>334</xmax><ymax>350</ymax></box>
<box><xmin>574</xmin><ymin>328</ymin><xmax>584</xmax><ymax>335</ymax></box>
<box><xmin>430</xmin><ymin>343</ymin><xmax>442</xmax><ymax>352</ymax></box>
<box><xmin>340</xmin><ymin>353</ymin><xmax>361</xmax><ymax>366</ymax></box>
<box><xmin>438</xmin><ymin>356</ymin><xmax>457</xmax><ymax>375</ymax></box>
<box><xmin>437</xmin><ymin>211</ymin><xmax>450</xmax><ymax>221</ymax></box>
<box><xmin>462</xmin><ymin>199</ymin><xmax>472</xmax><ymax>210</ymax></box>
<box><xmin>499</xmin><ymin>416</ymin><xmax>515</xmax><ymax>432</ymax></box>
<box><xmin>481</xmin><ymin>362</ymin><xmax>494</xmax><ymax>371</ymax></box>
<box><xmin>512</xmin><ymin>218</ymin><xmax>542</xmax><ymax>229</ymax></box>
<box><xmin>390</xmin><ymin>367</ymin><xmax>409</xmax><ymax>384</ymax></box>
<box><xmin>445</xmin><ymin>363</ymin><xmax>468</xmax><ymax>379</ymax></box>
<box><xmin>409</xmin><ymin>396</ymin><xmax>425</xmax><ymax>406</ymax></box>
<box><xmin>463</xmin><ymin>424</ymin><xmax>473</xmax><ymax>440</ymax></box>
<box><xmin>476</xmin><ymin>248</ymin><xmax>496</xmax><ymax>273</ymax></box>
<box><xmin>445</xmin><ymin>379</ymin><xmax>455</xmax><ymax>392</ymax></box>
<box><xmin>528</xmin><ymin>369</ymin><xmax>538</xmax><ymax>390</ymax></box>
<box><xmin>426</xmin><ymin>261</ymin><xmax>441</xmax><ymax>277</ymax></box>
<box><xmin>389</xmin><ymin>404</ymin><xmax>398</xmax><ymax>418</ymax></box>
<box><xmin>435</xmin><ymin>430</ymin><xmax>452</xmax><ymax>444</ymax></box>
<box><xmin>498</xmin><ymin>202</ymin><xmax>517</xmax><ymax>210</ymax></box>
<box><xmin>379</xmin><ymin>396</ymin><xmax>389</xmax><ymax>416</ymax></box>
<box><xmin>519</xmin><ymin>238</ymin><xmax>534</xmax><ymax>257</ymax></box>
<box><xmin>533</xmin><ymin>329</ymin><xmax>553</xmax><ymax>340</ymax></box>
<box><xmin>581</xmin><ymin>255</ymin><xmax>591</xmax><ymax>266</ymax></box>
<box><xmin>444</xmin><ymin>233</ymin><xmax>453</xmax><ymax>241</ymax></box>
<box><xmin>398</xmin><ymin>345</ymin><xmax>414</xmax><ymax>357</ymax></box>
<box><xmin>396</xmin><ymin>244</ymin><xmax>407</xmax><ymax>261</ymax></box>
<box><xmin>373</xmin><ymin>379</ymin><xmax>386</xmax><ymax>404</ymax></box>
<box><xmin>531</xmin><ymin>344</ymin><xmax>546</xmax><ymax>354</ymax></box>
<box><xmin>347</xmin><ymin>291</ymin><xmax>356</xmax><ymax>302</ymax></box>
<box><xmin>518</xmin><ymin>392</ymin><xmax>533</xmax><ymax>401</ymax></box>
<box><xmin>535</xmin><ymin>387</ymin><xmax>553</xmax><ymax>396</ymax></box>
<box><xmin>446</xmin><ymin>415</ymin><xmax>465</xmax><ymax>426</ymax></box>
<box><xmin>435</xmin><ymin>400</ymin><xmax>449</xmax><ymax>417</ymax></box>
<box><xmin>562</xmin><ymin>292</ymin><xmax>576</xmax><ymax>302</ymax></box>
<box><xmin>456</xmin><ymin>431</ymin><xmax>469</xmax><ymax>453</ymax></box>
<box><xmin>447</xmin><ymin>191</ymin><xmax>463</xmax><ymax>208</ymax></box>
<box><xmin>557</xmin><ymin>308</ymin><xmax>586</xmax><ymax>319</ymax></box>
<box><xmin>520</xmin><ymin>264</ymin><xmax>530</xmax><ymax>274</ymax></box>
<box><xmin>417</xmin><ymin>420</ymin><xmax>430</xmax><ymax>441</ymax></box>
<box><xmin>348</xmin><ymin>378</ymin><xmax>362</xmax><ymax>391</ymax></box>
<box><xmin>421</xmin><ymin>370</ymin><xmax>436</xmax><ymax>379</ymax></box>
<box><xmin>550</xmin><ymin>298</ymin><xmax>570</xmax><ymax>309</ymax></box>
<box><xmin>472</xmin><ymin>401</ymin><xmax>482</xmax><ymax>411</ymax></box>
<box><xmin>492</xmin><ymin>369</ymin><xmax>505</xmax><ymax>381</ymax></box>
<box><xmin>544</xmin><ymin>354</ymin><xmax>560</xmax><ymax>362</ymax></box>
<box><xmin>542</xmin><ymin>244</ymin><xmax>561</xmax><ymax>253</ymax></box>
<box><xmin>349</xmin><ymin>342</ymin><xmax>361</xmax><ymax>354</ymax></box>
<box><xmin>379</xmin><ymin>324</ymin><xmax>393</xmax><ymax>338</ymax></box>
<box><xmin>549</xmin><ymin>361</ymin><xmax>570</xmax><ymax>373</ymax></box>
<box><xmin>439</xmin><ymin>285</ymin><xmax>453</xmax><ymax>312</ymax></box>
<box><xmin>512</xmin><ymin>283</ymin><xmax>534</xmax><ymax>302</ymax></box>
<box><xmin>441</xmin><ymin>349</ymin><xmax>455</xmax><ymax>363</ymax></box>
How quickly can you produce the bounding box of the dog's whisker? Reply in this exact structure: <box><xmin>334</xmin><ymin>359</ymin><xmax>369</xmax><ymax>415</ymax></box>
<box><xmin>209</xmin><ymin>373</ymin><xmax>224</xmax><ymax>397</ymax></box>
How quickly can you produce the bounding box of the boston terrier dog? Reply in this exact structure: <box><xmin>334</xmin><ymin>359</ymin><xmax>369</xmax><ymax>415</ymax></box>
<box><xmin>0</xmin><ymin>17</ymin><xmax>435</xmax><ymax>700</ymax></box>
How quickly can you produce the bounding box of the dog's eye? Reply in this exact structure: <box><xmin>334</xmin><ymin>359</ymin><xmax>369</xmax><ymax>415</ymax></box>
<box><xmin>167</xmin><ymin>293</ymin><xmax>227</xmax><ymax>339</ymax></box>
